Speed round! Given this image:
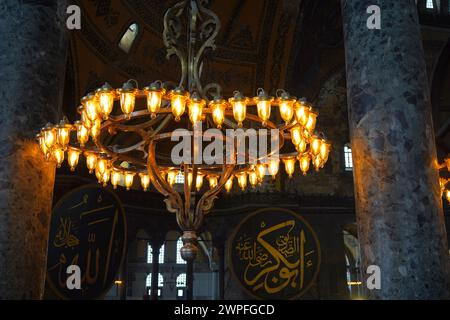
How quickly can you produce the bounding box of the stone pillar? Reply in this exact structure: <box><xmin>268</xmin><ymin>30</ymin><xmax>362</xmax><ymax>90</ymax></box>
<box><xmin>0</xmin><ymin>0</ymin><xmax>67</xmax><ymax>299</ymax></box>
<box><xmin>341</xmin><ymin>0</ymin><xmax>450</xmax><ymax>299</ymax></box>
<box><xmin>150</xmin><ymin>244</ymin><xmax>161</xmax><ymax>300</ymax></box>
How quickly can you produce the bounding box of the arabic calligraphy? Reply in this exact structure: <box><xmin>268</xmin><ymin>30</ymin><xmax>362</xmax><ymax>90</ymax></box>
<box><xmin>46</xmin><ymin>186</ymin><xmax>126</xmax><ymax>300</ymax></box>
<box><xmin>230</xmin><ymin>208</ymin><xmax>320</xmax><ymax>299</ymax></box>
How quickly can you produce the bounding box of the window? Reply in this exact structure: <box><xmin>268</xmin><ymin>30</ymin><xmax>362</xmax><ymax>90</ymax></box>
<box><xmin>426</xmin><ymin>0</ymin><xmax>434</xmax><ymax>9</ymax></box>
<box><xmin>146</xmin><ymin>273</ymin><xmax>164</xmax><ymax>297</ymax></box>
<box><xmin>177</xmin><ymin>273</ymin><xmax>186</xmax><ymax>297</ymax></box>
<box><xmin>344</xmin><ymin>145</ymin><xmax>353</xmax><ymax>171</ymax></box>
<box><xmin>175</xmin><ymin>172</ymin><xmax>185</xmax><ymax>184</ymax></box>
<box><xmin>176</xmin><ymin>237</ymin><xmax>186</xmax><ymax>264</ymax></box>
<box><xmin>118</xmin><ymin>23</ymin><xmax>139</xmax><ymax>53</ymax></box>
<box><xmin>147</xmin><ymin>243</ymin><xmax>165</xmax><ymax>264</ymax></box>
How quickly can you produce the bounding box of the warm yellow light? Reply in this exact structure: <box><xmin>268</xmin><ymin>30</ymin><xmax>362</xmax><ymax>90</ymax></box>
<box><xmin>297</xmin><ymin>139</ymin><xmax>307</xmax><ymax>153</ymax></box>
<box><xmin>236</xmin><ymin>172</ymin><xmax>247</xmax><ymax>191</ymax></box>
<box><xmin>115</xmin><ymin>280</ymin><xmax>123</xmax><ymax>285</ymax></box>
<box><xmin>90</xmin><ymin>119</ymin><xmax>102</xmax><ymax>140</ymax></box>
<box><xmin>255</xmin><ymin>90</ymin><xmax>273</xmax><ymax>126</ymax></box>
<box><xmin>319</xmin><ymin>141</ymin><xmax>331</xmax><ymax>163</ymax></box>
<box><xmin>170</xmin><ymin>88</ymin><xmax>188</xmax><ymax>121</ymax></box>
<box><xmin>313</xmin><ymin>156</ymin><xmax>322</xmax><ymax>171</ymax></box>
<box><xmin>256</xmin><ymin>163</ymin><xmax>266</xmax><ymax>182</ymax></box>
<box><xmin>57</xmin><ymin>118</ymin><xmax>72</xmax><ymax>150</ymax></box>
<box><xmin>195</xmin><ymin>173</ymin><xmax>204</xmax><ymax>191</ymax></box>
<box><xmin>140</xmin><ymin>173</ymin><xmax>151</xmax><ymax>191</ymax></box>
<box><xmin>268</xmin><ymin>159</ymin><xmax>280</xmax><ymax>179</ymax></box>
<box><xmin>118</xmin><ymin>82</ymin><xmax>136</xmax><ymax>119</ymax></box>
<box><xmin>291</xmin><ymin>126</ymin><xmax>302</xmax><ymax>146</ymax></box>
<box><xmin>85</xmin><ymin>153</ymin><xmax>97</xmax><ymax>174</ymax></box>
<box><xmin>299</xmin><ymin>154</ymin><xmax>310</xmax><ymax>175</ymax></box>
<box><xmin>144</xmin><ymin>83</ymin><xmax>165</xmax><ymax>118</ymax></box>
<box><xmin>188</xmin><ymin>94</ymin><xmax>205</xmax><ymax>125</ymax></box>
<box><xmin>80</xmin><ymin>107</ymin><xmax>92</xmax><ymax>129</ymax></box>
<box><xmin>305</xmin><ymin>111</ymin><xmax>318</xmax><ymax>132</ymax></box>
<box><xmin>310</xmin><ymin>136</ymin><xmax>322</xmax><ymax>156</ymax></box>
<box><xmin>43</xmin><ymin>124</ymin><xmax>57</xmax><ymax>149</ymax></box>
<box><xmin>283</xmin><ymin>157</ymin><xmax>296</xmax><ymax>178</ymax></box>
<box><xmin>295</xmin><ymin>100</ymin><xmax>310</xmax><ymax>127</ymax></box>
<box><xmin>208</xmin><ymin>175</ymin><xmax>218</xmax><ymax>189</ymax></box>
<box><xmin>279</xmin><ymin>99</ymin><xmax>295</xmax><ymax>124</ymax></box>
<box><xmin>100</xmin><ymin>170</ymin><xmax>110</xmax><ymax>187</ymax></box>
<box><xmin>37</xmin><ymin>134</ymin><xmax>50</xmax><ymax>160</ymax></box>
<box><xmin>167</xmin><ymin>170</ymin><xmax>178</xmax><ymax>187</ymax></box>
<box><xmin>75</xmin><ymin>121</ymin><xmax>89</xmax><ymax>147</ymax></box>
<box><xmin>210</xmin><ymin>100</ymin><xmax>226</xmax><ymax>129</ymax></box>
<box><xmin>111</xmin><ymin>170</ymin><xmax>122</xmax><ymax>189</ymax></box>
<box><xmin>82</xmin><ymin>94</ymin><xmax>100</xmax><ymax>122</ymax></box>
<box><xmin>67</xmin><ymin>149</ymin><xmax>81</xmax><ymax>172</ymax></box>
<box><xmin>446</xmin><ymin>158</ymin><xmax>450</xmax><ymax>172</ymax></box>
<box><xmin>187</xmin><ymin>172</ymin><xmax>193</xmax><ymax>187</ymax></box>
<box><xmin>445</xmin><ymin>190</ymin><xmax>450</xmax><ymax>203</ymax></box>
<box><xmin>229</xmin><ymin>92</ymin><xmax>247</xmax><ymax>127</ymax></box>
<box><xmin>124</xmin><ymin>172</ymin><xmax>135</xmax><ymax>191</ymax></box>
<box><xmin>97</xmin><ymin>157</ymin><xmax>108</xmax><ymax>175</ymax></box>
<box><xmin>53</xmin><ymin>149</ymin><xmax>65</xmax><ymax>168</ymax></box>
<box><xmin>96</xmin><ymin>83</ymin><xmax>115</xmax><ymax>119</ymax></box>
<box><xmin>225</xmin><ymin>176</ymin><xmax>234</xmax><ymax>193</ymax></box>
<box><xmin>248</xmin><ymin>171</ymin><xmax>258</xmax><ymax>188</ymax></box>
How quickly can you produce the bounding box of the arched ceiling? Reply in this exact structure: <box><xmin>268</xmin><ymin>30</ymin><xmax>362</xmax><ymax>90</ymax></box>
<box><xmin>67</xmin><ymin>0</ymin><xmax>305</xmax><ymax>111</ymax></box>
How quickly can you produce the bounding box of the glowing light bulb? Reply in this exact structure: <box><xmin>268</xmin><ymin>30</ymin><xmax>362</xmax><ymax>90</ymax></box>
<box><xmin>75</xmin><ymin>121</ymin><xmax>89</xmax><ymax>147</ymax></box>
<box><xmin>188</xmin><ymin>93</ymin><xmax>205</xmax><ymax>125</ymax></box>
<box><xmin>124</xmin><ymin>172</ymin><xmax>135</xmax><ymax>191</ymax></box>
<box><xmin>167</xmin><ymin>170</ymin><xmax>178</xmax><ymax>187</ymax></box>
<box><xmin>85</xmin><ymin>153</ymin><xmax>98</xmax><ymax>174</ymax></box>
<box><xmin>225</xmin><ymin>176</ymin><xmax>234</xmax><ymax>193</ymax></box>
<box><xmin>295</xmin><ymin>100</ymin><xmax>310</xmax><ymax>127</ymax></box>
<box><xmin>229</xmin><ymin>91</ymin><xmax>248</xmax><ymax>127</ymax></box>
<box><xmin>144</xmin><ymin>82</ymin><xmax>165</xmax><ymax>118</ymax></box>
<box><xmin>291</xmin><ymin>126</ymin><xmax>302</xmax><ymax>147</ymax></box>
<box><xmin>140</xmin><ymin>173</ymin><xmax>151</xmax><ymax>191</ymax></box>
<box><xmin>111</xmin><ymin>170</ymin><xmax>122</xmax><ymax>189</ymax></box>
<box><xmin>256</xmin><ymin>163</ymin><xmax>266</xmax><ymax>182</ymax></box>
<box><xmin>56</xmin><ymin>118</ymin><xmax>72</xmax><ymax>150</ymax></box>
<box><xmin>255</xmin><ymin>90</ymin><xmax>273</xmax><ymax>126</ymax></box>
<box><xmin>445</xmin><ymin>189</ymin><xmax>450</xmax><ymax>203</ymax></box>
<box><xmin>96</xmin><ymin>83</ymin><xmax>115</xmax><ymax>119</ymax></box>
<box><xmin>101</xmin><ymin>170</ymin><xmax>110</xmax><ymax>187</ymax></box>
<box><xmin>283</xmin><ymin>157</ymin><xmax>296</xmax><ymax>178</ymax></box>
<box><xmin>53</xmin><ymin>149</ymin><xmax>65</xmax><ymax>168</ymax></box>
<box><xmin>82</xmin><ymin>94</ymin><xmax>100</xmax><ymax>122</ymax></box>
<box><xmin>118</xmin><ymin>82</ymin><xmax>136</xmax><ymax>119</ymax></box>
<box><xmin>236</xmin><ymin>172</ymin><xmax>247</xmax><ymax>191</ymax></box>
<box><xmin>43</xmin><ymin>123</ymin><xmax>57</xmax><ymax>149</ymax></box>
<box><xmin>310</xmin><ymin>136</ymin><xmax>322</xmax><ymax>156</ymax></box>
<box><xmin>248</xmin><ymin>171</ymin><xmax>258</xmax><ymax>188</ymax></box>
<box><xmin>187</xmin><ymin>172</ymin><xmax>193</xmax><ymax>187</ymax></box>
<box><xmin>97</xmin><ymin>157</ymin><xmax>108</xmax><ymax>175</ymax></box>
<box><xmin>319</xmin><ymin>141</ymin><xmax>331</xmax><ymax>163</ymax></box>
<box><xmin>313</xmin><ymin>156</ymin><xmax>322</xmax><ymax>171</ymax></box>
<box><xmin>297</xmin><ymin>139</ymin><xmax>307</xmax><ymax>153</ymax></box>
<box><xmin>208</xmin><ymin>175</ymin><xmax>218</xmax><ymax>189</ymax></box>
<box><xmin>90</xmin><ymin>119</ymin><xmax>102</xmax><ymax>140</ymax></box>
<box><xmin>67</xmin><ymin>149</ymin><xmax>81</xmax><ymax>171</ymax></box>
<box><xmin>268</xmin><ymin>159</ymin><xmax>280</xmax><ymax>179</ymax></box>
<box><xmin>299</xmin><ymin>154</ymin><xmax>311</xmax><ymax>175</ymax></box>
<box><xmin>196</xmin><ymin>173</ymin><xmax>204</xmax><ymax>191</ymax></box>
<box><xmin>170</xmin><ymin>88</ymin><xmax>188</xmax><ymax>121</ymax></box>
<box><xmin>36</xmin><ymin>133</ymin><xmax>50</xmax><ymax>160</ymax></box>
<box><xmin>278</xmin><ymin>92</ymin><xmax>295</xmax><ymax>124</ymax></box>
<box><xmin>210</xmin><ymin>99</ymin><xmax>226</xmax><ymax>129</ymax></box>
<box><xmin>305</xmin><ymin>111</ymin><xmax>318</xmax><ymax>132</ymax></box>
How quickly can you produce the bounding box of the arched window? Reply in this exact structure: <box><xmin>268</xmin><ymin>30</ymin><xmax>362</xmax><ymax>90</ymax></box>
<box><xmin>176</xmin><ymin>237</ymin><xmax>186</xmax><ymax>264</ymax></box>
<box><xmin>175</xmin><ymin>172</ymin><xmax>185</xmax><ymax>184</ymax></box>
<box><xmin>146</xmin><ymin>273</ymin><xmax>164</xmax><ymax>297</ymax></box>
<box><xmin>118</xmin><ymin>23</ymin><xmax>139</xmax><ymax>53</ymax></box>
<box><xmin>176</xmin><ymin>273</ymin><xmax>186</xmax><ymax>297</ymax></box>
<box><xmin>426</xmin><ymin>0</ymin><xmax>434</xmax><ymax>9</ymax></box>
<box><xmin>147</xmin><ymin>243</ymin><xmax>165</xmax><ymax>264</ymax></box>
<box><xmin>344</xmin><ymin>145</ymin><xmax>353</xmax><ymax>171</ymax></box>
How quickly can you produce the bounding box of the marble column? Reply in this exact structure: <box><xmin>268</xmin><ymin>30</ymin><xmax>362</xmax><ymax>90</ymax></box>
<box><xmin>341</xmin><ymin>0</ymin><xmax>450</xmax><ymax>299</ymax></box>
<box><xmin>150</xmin><ymin>244</ymin><xmax>161</xmax><ymax>300</ymax></box>
<box><xmin>0</xmin><ymin>0</ymin><xmax>68</xmax><ymax>299</ymax></box>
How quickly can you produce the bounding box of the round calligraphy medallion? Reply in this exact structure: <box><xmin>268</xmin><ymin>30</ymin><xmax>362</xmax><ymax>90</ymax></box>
<box><xmin>229</xmin><ymin>208</ymin><xmax>320</xmax><ymax>299</ymax></box>
<box><xmin>46</xmin><ymin>185</ymin><xmax>126</xmax><ymax>300</ymax></box>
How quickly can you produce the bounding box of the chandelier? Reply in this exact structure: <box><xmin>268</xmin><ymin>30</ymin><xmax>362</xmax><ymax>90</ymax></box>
<box><xmin>36</xmin><ymin>0</ymin><xmax>331</xmax><ymax>262</ymax></box>
<box><xmin>439</xmin><ymin>156</ymin><xmax>450</xmax><ymax>203</ymax></box>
